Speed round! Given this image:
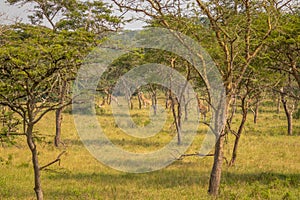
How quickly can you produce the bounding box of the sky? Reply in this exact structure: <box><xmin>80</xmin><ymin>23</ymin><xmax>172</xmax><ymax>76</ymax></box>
<box><xmin>0</xmin><ymin>0</ymin><xmax>145</xmax><ymax>29</ymax></box>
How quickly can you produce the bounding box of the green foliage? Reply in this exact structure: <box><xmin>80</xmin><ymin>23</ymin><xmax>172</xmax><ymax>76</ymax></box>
<box><xmin>0</xmin><ymin>22</ymin><xmax>99</xmax><ymax>122</ymax></box>
<box><xmin>0</xmin><ymin>108</ymin><xmax>20</xmax><ymax>145</ymax></box>
<box><xmin>6</xmin><ymin>0</ymin><xmax>122</xmax><ymax>33</ymax></box>
<box><xmin>293</xmin><ymin>108</ymin><xmax>300</xmax><ymax>119</ymax></box>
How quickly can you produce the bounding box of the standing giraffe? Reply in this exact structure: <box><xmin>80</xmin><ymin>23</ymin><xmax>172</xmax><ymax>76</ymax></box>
<box><xmin>196</xmin><ymin>94</ymin><xmax>208</xmax><ymax>121</ymax></box>
<box><xmin>104</xmin><ymin>89</ymin><xmax>119</xmax><ymax>105</ymax></box>
<box><xmin>138</xmin><ymin>92</ymin><xmax>151</xmax><ymax>107</ymax></box>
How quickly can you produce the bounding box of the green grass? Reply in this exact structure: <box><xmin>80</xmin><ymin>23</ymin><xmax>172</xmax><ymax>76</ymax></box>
<box><xmin>0</xmin><ymin>98</ymin><xmax>299</xmax><ymax>199</ymax></box>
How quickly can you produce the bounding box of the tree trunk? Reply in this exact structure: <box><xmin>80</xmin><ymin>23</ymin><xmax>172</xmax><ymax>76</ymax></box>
<box><xmin>138</xmin><ymin>91</ymin><xmax>142</xmax><ymax>109</ymax></box>
<box><xmin>277</xmin><ymin>95</ymin><xmax>281</xmax><ymax>114</ymax></box>
<box><xmin>171</xmin><ymin>96</ymin><xmax>181</xmax><ymax>145</ymax></box>
<box><xmin>55</xmin><ymin>80</ymin><xmax>67</xmax><ymax>147</ymax></box>
<box><xmin>107</xmin><ymin>93</ymin><xmax>112</xmax><ymax>105</ymax></box>
<box><xmin>177</xmin><ymin>99</ymin><xmax>182</xmax><ymax>135</ymax></box>
<box><xmin>129</xmin><ymin>97</ymin><xmax>133</xmax><ymax>110</ymax></box>
<box><xmin>281</xmin><ymin>94</ymin><xmax>293</xmax><ymax>135</ymax></box>
<box><xmin>208</xmin><ymin>95</ymin><xmax>228</xmax><ymax>196</ymax></box>
<box><xmin>183</xmin><ymin>95</ymin><xmax>189</xmax><ymax>121</ymax></box>
<box><xmin>231</xmin><ymin>95</ymin><xmax>237</xmax><ymax>117</ymax></box>
<box><xmin>229</xmin><ymin>98</ymin><xmax>248</xmax><ymax>166</ymax></box>
<box><xmin>230</xmin><ymin>135</ymin><xmax>240</xmax><ymax>166</ymax></box>
<box><xmin>287</xmin><ymin>112</ymin><xmax>293</xmax><ymax>135</ymax></box>
<box><xmin>152</xmin><ymin>92</ymin><xmax>157</xmax><ymax>115</ymax></box>
<box><xmin>149</xmin><ymin>86</ymin><xmax>157</xmax><ymax>115</ymax></box>
<box><xmin>55</xmin><ymin>109</ymin><xmax>62</xmax><ymax>147</ymax></box>
<box><xmin>208</xmin><ymin>134</ymin><xmax>224</xmax><ymax>196</ymax></box>
<box><xmin>165</xmin><ymin>92</ymin><xmax>169</xmax><ymax>109</ymax></box>
<box><xmin>26</xmin><ymin>123</ymin><xmax>43</xmax><ymax>200</ymax></box>
<box><xmin>254</xmin><ymin>100</ymin><xmax>259</xmax><ymax>124</ymax></box>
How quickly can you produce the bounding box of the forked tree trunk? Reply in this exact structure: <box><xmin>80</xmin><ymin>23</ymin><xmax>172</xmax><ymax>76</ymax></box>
<box><xmin>26</xmin><ymin>123</ymin><xmax>43</xmax><ymax>200</ymax></box>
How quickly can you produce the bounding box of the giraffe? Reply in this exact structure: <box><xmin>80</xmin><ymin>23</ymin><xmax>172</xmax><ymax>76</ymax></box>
<box><xmin>196</xmin><ymin>94</ymin><xmax>208</xmax><ymax>121</ymax></box>
<box><xmin>104</xmin><ymin>89</ymin><xmax>119</xmax><ymax>106</ymax></box>
<box><xmin>138</xmin><ymin>92</ymin><xmax>151</xmax><ymax>107</ymax></box>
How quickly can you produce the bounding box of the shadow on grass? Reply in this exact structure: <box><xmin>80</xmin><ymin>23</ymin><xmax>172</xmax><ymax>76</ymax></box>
<box><xmin>46</xmin><ymin>169</ymin><xmax>300</xmax><ymax>190</ymax></box>
<box><xmin>46</xmin><ymin>167</ymin><xmax>210</xmax><ymax>189</ymax></box>
<box><xmin>222</xmin><ymin>171</ymin><xmax>300</xmax><ymax>188</ymax></box>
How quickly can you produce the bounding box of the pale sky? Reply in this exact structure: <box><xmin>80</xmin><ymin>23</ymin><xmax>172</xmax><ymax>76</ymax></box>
<box><xmin>0</xmin><ymin>0</ymin><xmax>145</xmax><ymax>29</ymax></box>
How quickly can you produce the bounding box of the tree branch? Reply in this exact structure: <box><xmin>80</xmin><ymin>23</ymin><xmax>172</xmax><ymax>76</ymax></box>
<box><xmin>39</xmin><ymin>151</ymin><xmax>66</xmax><ymax>171</ymax></box>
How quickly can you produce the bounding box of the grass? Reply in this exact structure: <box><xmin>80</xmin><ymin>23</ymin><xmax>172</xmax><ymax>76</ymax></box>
<box><xmin>0</xmin><ymin>97</ymin><xmax>299</xmax><ymax>199</ymax></box>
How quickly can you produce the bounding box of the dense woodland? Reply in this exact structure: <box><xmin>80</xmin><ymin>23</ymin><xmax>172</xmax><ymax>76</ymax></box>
<box><xmin>0</xmin><ymin>0</ymin><xmax>299</xmax><ymax>199</ymax></box>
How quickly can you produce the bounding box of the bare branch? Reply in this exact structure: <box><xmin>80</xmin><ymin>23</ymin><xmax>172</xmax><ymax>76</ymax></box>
<box><xmin>39</xmin><ymin>151</ymin><xmax>66</xmax><ymax>171</ymax></box>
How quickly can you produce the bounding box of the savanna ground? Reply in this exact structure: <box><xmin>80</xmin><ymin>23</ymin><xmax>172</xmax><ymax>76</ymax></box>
<box><xmin>0</xmin><ymin>97</ymin><xmax>299</xmax><ymax>199</ymax></box>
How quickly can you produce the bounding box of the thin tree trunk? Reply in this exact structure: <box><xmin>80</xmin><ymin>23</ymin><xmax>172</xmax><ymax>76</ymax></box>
<box><xmin>26</xmin><ymin>123</ymin><xmax>43</xmax><ymax>200</ymax></box>
<box><xmin>277</xmin><ymin>95</ymin><xmax>281</xmax><ymax>114</ymax></box>
<box><xmin>208</xmin><ymin>134</ymin><xmax>224</xmax><ymax>196</ymax></box>
<box><xmin>177</xmin><ymin>99</ymin><xmax>182</xmax><ymax>135</ymax></box>
<box><xmin>281</xmin><ymin>94</ymin><xmax>293</xmax><ymax>135</ymax></box>
<box><xmin>55</xmin><ymin>109</ymin><xmax>62</xmax><ymax>147</ymax></box>
<box><xmin>231</xmin><ymin>95</ymin><xmax>237</xmax><ymax>117</ymax></box>
<box><xmin>208</xmin><ymin>95</ymin><xmax>228</xmax><ymax>196</ymax></box>
<box><xmin>55</xmin><ymin>80</ymin><xmax>67</xmax><ymax>147</ymax></box>
<box><xmin>152</xmin><ymin>92</ymin><xmax>157</xmax><ymax>115</ymax></box>
<box><xmin>138</xmin><ymin>90</ymin><xmax>142</xmax><ymax>109</ymax></box>
<box><xmin>171</xmin><ymin>95</ymin><xmax>181</xmax><ymax>145</ymax></box>
<box><xmin>230</xmin><ymin>97</ymin><xmax>248</xmax><ymax>166</ymax></box>
<box><xmin>150</xmin><ymin>86</ymin><xmax>157</xmax><ymax>115</ymax></box>
<box><xmin>107</xmin><ymin>93</ymin><xmax>112</xmax><ymax>105</ymax></box>
<box><xmin>254</xmin><ymin>100</ymin><xmax>259</xmax><ymax>124</ymax></box>
<box><xmin>165</xmin><ymin>89</ymin><xmax>170</xmax><ymax>109</ymax></box>
<box><xmin>287</xmin><ymin>112</ymin><xmax>293</xmax><ymax>135</ymax></box>
<box><xmin>184</xmin><ymin>95</ymin><xmax>188</xmax><ymax>121</ymax></box>
<box><xmin>230</xmin><ymin>135</ymin><xmax>240</xmax><ymax>166</ymax></box>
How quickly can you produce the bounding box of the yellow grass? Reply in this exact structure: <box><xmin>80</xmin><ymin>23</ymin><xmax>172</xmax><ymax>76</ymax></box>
<box><xmin>0</xmin><ymin>98</ymin><xmax>299</xmax><ymax>199</ymax></box>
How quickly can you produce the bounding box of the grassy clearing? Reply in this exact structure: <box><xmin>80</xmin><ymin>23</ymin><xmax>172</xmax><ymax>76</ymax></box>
<box><xmin>0</xmin><ymin>98</ymin><xmax>299</xmax><ymax>199</ymax></box>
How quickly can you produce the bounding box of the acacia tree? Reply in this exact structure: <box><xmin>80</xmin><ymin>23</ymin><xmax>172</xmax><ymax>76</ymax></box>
<box><xmin>0</xmin><ymin>21</ymin><xmax>100</xmax><ymax>199</ymax></box>
<box><xmin>112</xmin><ymin>0</ymin><xmax>288</xmax><ymax>195</ymax></box>
<box><xmin>267</xmin><ymin>12</ymin><xmax>300</xmax><ymax>89</ymax></box>
<box><xmin>7</xmin><ymin>0</ymin><xmax>122</xmax><ymax>147</ymax></box>
<box><xmin>0</xmin><ymin>24</ymin><xmax>64</xmax><ymax>199</ymax></box>
<box><xmin>264</xmin><ymin>10</ymin><xmax>300</xmax><ymax>135</ymax></box>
